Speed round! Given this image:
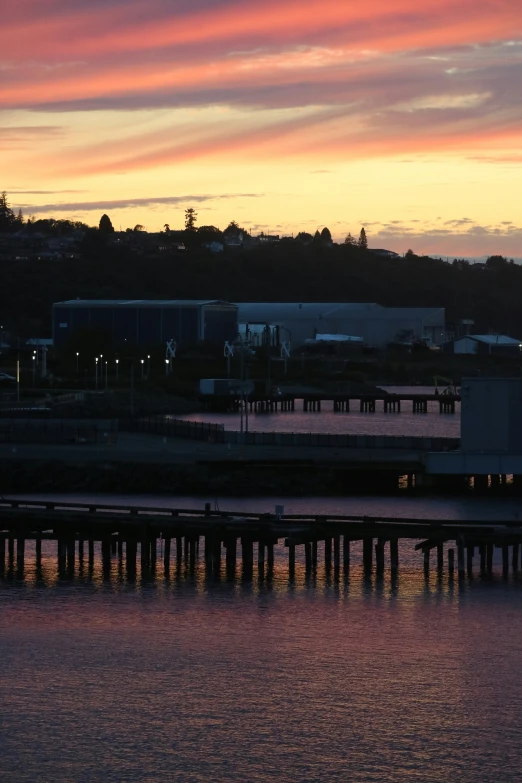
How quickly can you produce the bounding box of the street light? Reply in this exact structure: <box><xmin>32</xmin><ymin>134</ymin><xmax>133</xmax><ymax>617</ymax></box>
<box><xmin>105</xmin><ymin>360</ymin><xmax>108</xmax><ymax>390</ymax></box>
<box><xmin>32</xmin><ymin>354</ymin><xmax>36</xmax><ymax>387</ymax></box>
<box><xmin>95</xmin><ymin>356</ymin><xmax>99</xmax><ymax>391</ymax></box>
<box><xmin>165</xmin><ymin>358</ymin><xmax>169</xmax><ymax>376</ymax></box>
<box><xmin>147</xmin><ymin>354</ymin><xmax>151</xmax><ymax>378</ymax></box>
<box><xmin>76</xmin><ymin>351</ymin><xmax>79</xmax><ymax>373</ymax></box>
<box><xmin>141</xmin><ymin>358</ymin><xmax>145</xmax><ymax>379</ymax></box>
<box><xmin>115</xmin><ymin>358</ymin><xmax>119</xmax><ymax>381</ymax></box>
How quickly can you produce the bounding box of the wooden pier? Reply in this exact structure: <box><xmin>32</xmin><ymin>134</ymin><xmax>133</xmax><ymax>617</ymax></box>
<box><xmin>202</xmin><ymin>393</ymin><xmax>460</xmax><ymax>415</ymax></box>
<box><xmin>1</xmin><ymin>498</ymin><xmax>520</xmax><ymax>581</ymax></box>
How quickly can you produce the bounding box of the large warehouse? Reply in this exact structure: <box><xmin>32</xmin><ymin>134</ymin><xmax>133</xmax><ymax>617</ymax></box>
<box><xmin>236</xmin><ymin>302</ymin><xmax>446</xmax><ymax>348</ymax></box>
<box><xmin>52</xmin><ymin>299</ymin><xmax>238</xmax><ymax>348</ymax></box>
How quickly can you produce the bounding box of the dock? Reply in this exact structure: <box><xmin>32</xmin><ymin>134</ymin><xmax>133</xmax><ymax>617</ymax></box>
<box><xmin>202</xmin><ymin>392</ymin><xmax>460</xmax><ymax>414</ymax></box>
<box><xmin>2</xmin><ymin>498</ymin><xmax>521</xmax><ymax>581</ymax></box>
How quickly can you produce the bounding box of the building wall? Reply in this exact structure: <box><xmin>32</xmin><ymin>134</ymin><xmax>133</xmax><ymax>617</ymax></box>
<box><xmin>453</xmin><ymin>337</ymin><xmax>478</xmax><ymax>354</ymax></box>
<box><xmin>237</xmin><ymin>303</ymin><xmax>445</xmax><ymax>348</ymax></box>
<box><xmin>53</xmin><ymin>304</ymin><xmax>201</xmax><ymax>347</ymax></box>
<box><xmin>461</xmin><ymin>378</ymin><xmax>522</xmax><ymax>452</ymax></box>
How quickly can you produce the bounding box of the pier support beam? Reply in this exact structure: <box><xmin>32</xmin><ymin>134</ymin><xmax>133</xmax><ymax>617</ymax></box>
<box><xmin>288</xmin><ymin>543</ymin><xmax>296</xmax><ymax>578</ymax></box>
<box><xmin>242</xmin><ymin>538</ymin><xmax>254</xmax><ymax>576</ymax></box>
<box><xmin>88</xmin><ymin>539</ymin><xmax>94</xmax><ymax>569</ymax></box>
<box><xmin>376</xmin><ymin>540</ymin><xmax>385</xmax><ymax>576</ymax></box>
<box><xmin>226</xmin><ymin>537</ymin><xmax>237</xmax><ymax>575</ymax></box>
<box><xmin>267</xmin><ymin>541</ymin><xmax>274</xmax><ymax>573</ymax></box>
<box><xmin>390</xmin><ymin>538</ymin><xmax>399</xmax><ymax>575</ymax></box>
<box><xmin>502</xmin><ymin>544</ymin><xmax>509</xmax><ymax>578</ymax></box>
<box><xmin>437</xmin><ymin>544</ymin><xmax>443</xmax><ymax>572</ymax></box>
<box><xmin>258</xmin><ymin>541</ymin><xmax>265</xmax><ymax>573</ymax></box>
<box><xmin>363</xmin><ymin>537</ymin><xmax>373</xmax><ymax>572</ymax></box>
<box><xmin>512</xmin><ymin>542</ymin><xmax>519</xmax><ymax>571</ymax></box>
<box><xmin>164</xmin><ymin>536</ymin><xmax>171</xmax><ymax>574</ymax></box>
<box><xmin>16</xmin><ymin>536</ymin><xmax>25</xmax><ymax>575</ymax></box>
<box><xmin>457</xmin><ymin>540</ymin><xmax>465</xmax><ymax>578</ymax></box>
<box><xmin>467</xmin><ymin>546</ymin><xmax>474</xmax><ymax>577</ymax></box>
<box><xmin>487</xmin><ymin>543</ymin><xmax>494</xmax><ymax>573</ymax></box>
<box><xmin>0</xmin><ymin>539</ymin><xmax>5</xmax><ymax>576</ymax></box>
<box><xmin>343</xmin><ymin>537</ymin><xmax>350</xmax><ymax>571</ymax></box>
<box><xmin>333</xmin><ymin>535</ymin><xmax>340</xmax><ymax>572</ymax></box>
<box><xmin>305</xmin><ymin>542</ymin><xmax>312</xmax><ymax>573</ymax></box>
<box><xmin>312</xmin><ymin>541</ymin><xmax>318</xmax><ymax>569</ymax></box>
<box><xmin>479</xmin><ymin>544</ymin><xmax>486</xmax><ymax>572</ymax></box>
<box><xmin>126</xmin><ymin>539</ymin><xmax>137</xmax><ymax>580</ymax></box>
<box><xmin>324</xmin><ymin>537</ymin><xmax>332</xmax><ymax>570</ymax></box>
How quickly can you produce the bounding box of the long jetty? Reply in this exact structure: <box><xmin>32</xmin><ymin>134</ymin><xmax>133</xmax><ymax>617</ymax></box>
<box><xmin>202</xmin><ymin>392</ymin><xmax>460</xmax><ymax>414</ymax></box>
<box><xmin>1</xmin><ymin>498</ymin><xmax>521</xmax><ymax>580</ymax></box>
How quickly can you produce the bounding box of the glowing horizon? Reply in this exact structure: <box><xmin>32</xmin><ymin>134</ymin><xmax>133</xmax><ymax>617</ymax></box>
<box><xmin>2</xmin><ymin>0</ymin><xmax>522</xmax><ymax>256</ymax></box>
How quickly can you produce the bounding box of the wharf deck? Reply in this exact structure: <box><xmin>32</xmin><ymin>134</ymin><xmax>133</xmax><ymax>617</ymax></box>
<box><xmin>1</xmin><ymin>498</ymin><xmax>521</xmax><ymax>580</ymax></box>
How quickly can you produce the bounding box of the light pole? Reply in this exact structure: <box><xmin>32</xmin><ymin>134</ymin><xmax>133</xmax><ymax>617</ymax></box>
<box><xmin>115</xmin><ymin>358</ymin><xmax>119</xmax><ymax>381</ymax></box>
<box><xmin>147</xmin><ymin>354</ymin><xmax>150</xmax><ymax>378</ymax></box>
<box><xmin>95</xmin><ymin>357</ymin><xmax>99</xmax><ymax>391</ymax></box>
<box><xmin>105</xmin><ymin>360</ymin><xmax>108</xmax><ymax>390</ymax></box>
<box><xmin>76</xmin><ymin>351</ymin><xmax>79</xmax><ymax>373</ymax></box>
<box><xmin>32</xmin><ymin>354</ymin><xmax>36</xmax><ymax>387</ymax></box>
<box><xmin>165</xmin><ymin>358</ymin><xmax>169</xmax><ymax>376</ymax></box>
<box><xmin>141</xmin><ymin>358</ymin><xmax>145</xmax><ymax>379</ymax></box>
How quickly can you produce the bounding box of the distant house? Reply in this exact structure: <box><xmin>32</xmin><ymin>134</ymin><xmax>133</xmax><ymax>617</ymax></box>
<box><xmin>444</xmin><ymin>334</ymin><xmax>522</xmax><ymax>356</ymax></box>
<box><xmin>204</xmin><ymin>241</ymin><xmax>224</xmax><ymax>254</ymax></box>
<box><xmin>370</xmin><ymin>248</ymin><xmax>401</xmax><ymax>259</ymax></box>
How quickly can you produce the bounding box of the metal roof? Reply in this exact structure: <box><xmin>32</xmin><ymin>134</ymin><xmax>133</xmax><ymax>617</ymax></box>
<box><xmin>54</xmin><ymin>299</ymin><xmax>235</xmax><ymax>308</ymax></box>
<box><xmin>460</xmin><ymin>334</ymin><xmax>522</xmax><ymax>345</ymax></box>
<box><xmin>237</xmin><ymin>303</ymin><xmax>443</xmax><ymax>322</ymax></box>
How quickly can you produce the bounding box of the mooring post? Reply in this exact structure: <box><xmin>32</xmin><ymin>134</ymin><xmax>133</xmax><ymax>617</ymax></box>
<box><xmin>343</xmin><ymin>537</ymin><xmax>350</xmax><ymax>571</ymax></box>
<box><xmin>448</xmin><ymin>548</ymin><xmax>455</xmax><ymax>576</ymax></box>
<box><xmin>164</xmin><ymin>536</ymin><xmax>171</xmax><ymax>573</ymax></box>
<box><xmin>78</xmin><ymin>538</ymin><xmax>84</xmax><ymax>566</ymax></box>
<box><xmin>390</xmin><ymin>538</ymin><xmax>399</xmax><ymax>574</ymax></box>
<box><xmin>363</xmin><ymin>537</ymin><xmax>373</xmax><ymax>572</ymax></box>
<box><xmin>467</xmin><ymin>545</ymin><xmax>474</xmax><ymax>577</ymax></box>
<box><xmin>512</xmin><ymin>542</ymin><xmax>519</xmax><ymax>570</ymax></box>
<box><xmin>304</xmin><ymin>542</ymin><xmax>312</xmax><ymax>572</ymax></box>
<box><xmin>312</xmin><ymin>540</ymin><xmax>318</xmax><ymax>568</ymax></box>
<box><xmin>479</xmin><ymin>544</ymin><xmax>486</xmax><ymax>572</ymax></box>
<box><xmin>288</xmin><ymin>543</ymin><xmax>296</xmax><ymax>578</ymax></box>
<box><xmin>267</xmin><ymin>541</ymin><xmax>275</xmax><ymax>572</ymax></box>
<box><xmin>502</xmin><ymin>544</ymin><xmax>509</xmax><ymax>577</ymax></box>
<box><xmin>150</xmin><ymin>536</ymin><xmax>157</xmax><ymax>571</ymax></box>
<box><xmin>16</xmin><ymin>536</ymin><xmax>25</xmax><ymax>575</ymax></box>
<box><xmin>126</xmin><ymin>538</ymin><xmax>137</xmax><ymax>579</ymax></box>
<box><xmin>436</xmin><ymin>543</ymin><xmax>443</xmax><ymax>572</ymax></box>
<box><xmin>242</xmin><ymin>538</ymin><xmax>254</xmax><ymax>576</ymax></box>
<box><xmin>102</xmin><ymin>537</ymin><xmax>111</xmax><ymax>576</ymax></box>
<box><xmin>333</xmin><ymin>536</ymin><xmax>340</xmax><ymax>572</ymax></box>
<box><xmin>226</xmin><ymin>537</ymin><xmax>237</xmax><ymax>574</ymax></box>
<box><xmin>8</xmin><ymin>536</ymin><xmax>14</xmax><ymax>569</ymax></box>
<box><xmin>376</xmin><ymin>541</ymin><xmax>385</xmax><ymax>575</ymax></box>
<box><xmin>324</xmin><ymin>537</ymin><xmax>332</xmax><ymax>570</ymax></box>
<box><xmin>66</xmin><ymin>538</ymin><xmax>75</xmax><ymax>572</ymax></box>
<box><xmin>486</xmin><ymin>543</ymin><xmax>494</xmax><ymax>573</ymax></box>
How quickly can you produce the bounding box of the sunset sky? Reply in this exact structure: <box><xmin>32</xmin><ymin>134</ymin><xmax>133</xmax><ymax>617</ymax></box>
<box><xmin>2</xmin><ymin>0</ymin><xmax>522</xmax><ymax>257</ymax></box>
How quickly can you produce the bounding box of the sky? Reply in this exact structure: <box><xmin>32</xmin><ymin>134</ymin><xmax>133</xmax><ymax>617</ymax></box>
<box><xmin>1</xmin><ymin>0</ymin><xmax>522</xmax><ymax>257</ymax></box>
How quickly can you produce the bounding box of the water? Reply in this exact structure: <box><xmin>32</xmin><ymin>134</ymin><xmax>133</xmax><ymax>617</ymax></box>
<box><xmin>2</xmin><ymin>493</ymin><xmax>522</xmax><ymax>783</ymax></box>
<box><xmin>178</xmin><ymin>387</ymin><xmax>461</xmax><ymax>437</ymax></box>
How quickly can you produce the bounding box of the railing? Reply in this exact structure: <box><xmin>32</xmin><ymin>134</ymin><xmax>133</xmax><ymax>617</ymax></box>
<box><xmin>120</xmin><ymin>416</ymin><xmax>225</xmax><ymax>442</ymax></box>
<box><xmin>223</xmin><ymin>431</ymin><xmax>459</xmax><ymax>450</ymax></box>
<box><xmin>0</xmin><ymin>418</ymin><xmax>118</xmax><ymax>445</ymax></box>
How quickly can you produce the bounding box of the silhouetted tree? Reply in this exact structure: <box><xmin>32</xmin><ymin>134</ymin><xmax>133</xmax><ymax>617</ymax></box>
<box><xmin>344</xmin><ymin>233</ymin><xmax>356</xmax><ymax>245</ymax></box>
<box><xmin>312</xmin><ymin>229</ymin><xmax>321</xmax><ymax>244</ymax></box>
<box><xmin>163</xmin><ymin>223</ymin><xmax>170</xmax><ymax>234</ymax></box>
<box><xmin>98</xmin><ymin>214</ymin><xmax>114</xmax><ymax>233</ymax></box>
<box><xmin>320</xmin><ymin>227</ymin><xmax>332</xmax><ymax>245</ymax></box>
<box><xmin>358</xmin><ymin>227</ymin><xmax>368</xmax><ymax>249</ymax></box>
<box><xmin>0</xmin><ymin>191</ymin><xmax>16</xmax><ymax>232</ymax></box>
<box><xmin>223</xmin><ymin>220</ymin><xmax>246</xmax><ymax>236</ymax></box>
<box><xmin>296</xmin><ymin>231</ymin><xmax>313</xmax><ymax>244</ymax></box>
<box><xmin>184</xmin><ymin>208</ymin><xmax>197</xmax><ymax>231</ymax></box>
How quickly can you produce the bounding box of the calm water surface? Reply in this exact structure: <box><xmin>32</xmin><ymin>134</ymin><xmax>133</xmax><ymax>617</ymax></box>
<box><xmin>2</xmin><ymin>493</ymin><xmax>522</xmax><ymax>783</ymax></box>
<box><xmin>178</xmin><ymin>387</ymin><xmax>461</xmax><ymax>437</ymax></box>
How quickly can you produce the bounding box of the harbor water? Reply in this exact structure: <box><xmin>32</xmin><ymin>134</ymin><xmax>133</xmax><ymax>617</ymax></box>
<box><xmin>2</xmin><ymin>493</ymin><xmax>522</xmax><ymax>783</ymax></box>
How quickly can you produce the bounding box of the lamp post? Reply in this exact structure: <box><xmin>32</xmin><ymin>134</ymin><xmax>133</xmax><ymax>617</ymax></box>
<box><xmin>165</xmin><ymin>358</ymin><xmax>169</xmax><ymax>376</ymax></box>
<box><xmin>115</xmin><ymin>358</ymin><xmax>119</xmax><ymax>381</ymax></box>
<box><xmin>95</xmin><ymin>357</ymin><xmax>99</xmax><ymax>391</ymax></box>
<box><xmin>105</xmin><ymin>360</ymin><xmax>108</xmax><ymax>390</ymax></box>
<box><xmin>141</xmin><ymin>358</ymin><xmax>145</xmax><ymax>379</ymax></box>
<box><xmin>147</xmin><ymin>354</ymin><xmax>150</xmax><ymax>378</ymax></box>
<box><xmin>76</xmin><ymin>351</ymin><xmax>79</xmax><ymax>373</ymax></box>
<box><xmin>32</xmin><ymin>355</ymin><xmax>36</xmax><ymax>387</ymax></box>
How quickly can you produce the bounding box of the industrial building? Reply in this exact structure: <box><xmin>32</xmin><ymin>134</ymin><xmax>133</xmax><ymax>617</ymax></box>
<box><xmin>236</xmin><ymin>303</ymin><xmax>445</xmax><ymax>348</ymax></box>
<box><xmin>52</xmin><ymin>299</ymin><xmax>238</xmax><ymax>348</ymax></box>
<box><xmin>444</xmin><ymin>334</ymin><xmax>522</xmax><ymax>357</ymax></box>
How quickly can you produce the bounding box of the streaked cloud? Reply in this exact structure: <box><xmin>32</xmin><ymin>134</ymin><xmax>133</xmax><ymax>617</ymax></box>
<box><xmin>20</xmin><ymin>193</ymin><xmax>263</xmax><ymax>213</ymax></box>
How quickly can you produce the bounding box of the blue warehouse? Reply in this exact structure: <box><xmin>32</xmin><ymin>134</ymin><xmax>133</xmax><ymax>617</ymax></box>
<box><xmin>52</xmin><ymin>299</ymin><xmax>238</xmax><ymax>348</ymax></box>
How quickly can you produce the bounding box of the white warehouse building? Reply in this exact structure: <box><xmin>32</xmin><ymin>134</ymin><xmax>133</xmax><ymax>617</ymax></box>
<box><xmin>236</xmin><ymin>303</ymin><xmax>445</xmax><ymax>348</ymax></box>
